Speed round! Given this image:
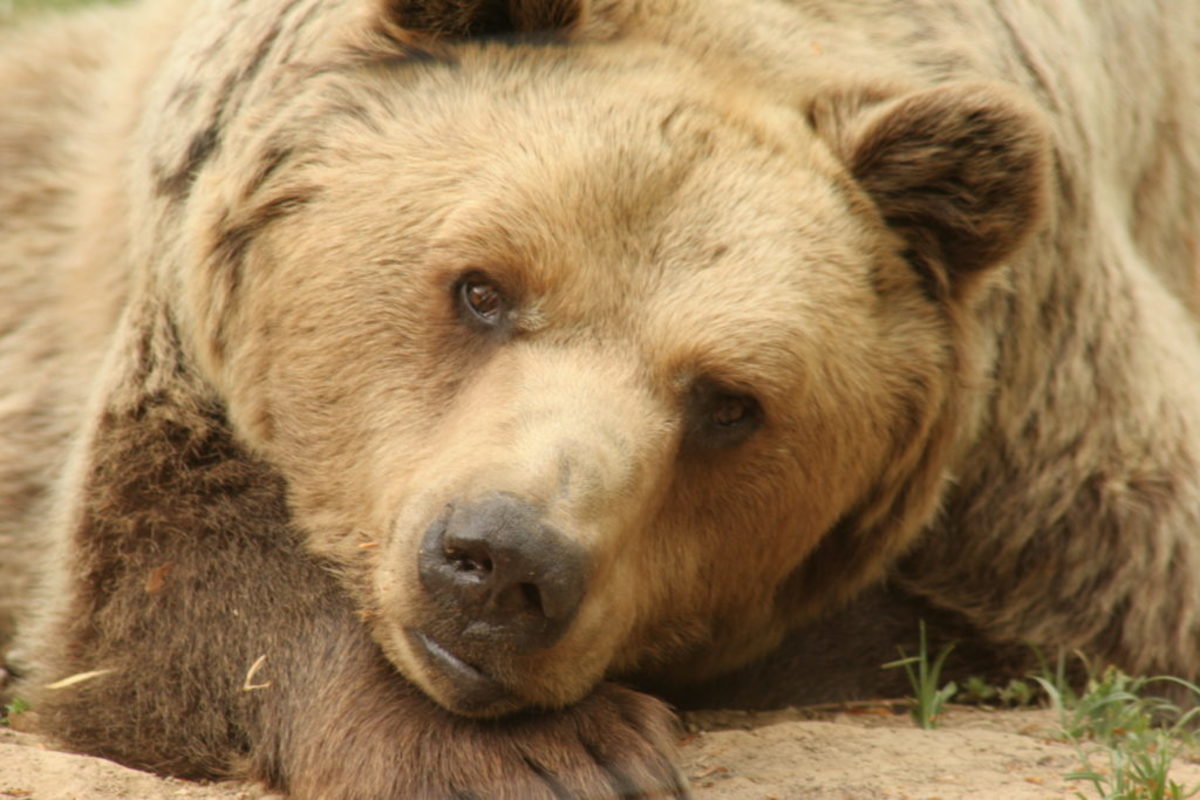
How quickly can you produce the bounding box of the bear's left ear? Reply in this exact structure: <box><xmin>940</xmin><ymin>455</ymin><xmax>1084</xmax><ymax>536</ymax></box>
<box><xmin>816</xmin><ymin>82</ymin><xmax>1052</xmax><ymax>298</ymax></box>
<box><xmin>378</xmin><ymin>0</ymin><xmax>588</xmax><ymax>40</ymax></box>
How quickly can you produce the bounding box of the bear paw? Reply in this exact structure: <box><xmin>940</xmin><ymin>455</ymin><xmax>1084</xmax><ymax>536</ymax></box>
<box><xmin>459</xmin><ymin>682</ymin><xmax>689</xmax><ymax>800</ymax></box>
<box><xmin>277</xmin><ymin>680</ymin><xmax>688</xmax><ymax>799</ymax></box>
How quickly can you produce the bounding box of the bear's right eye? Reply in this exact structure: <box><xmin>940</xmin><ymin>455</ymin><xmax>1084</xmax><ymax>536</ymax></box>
<box><xmin>457</xmin><ymin>275</ymin><xmax>508</xmax><ymax>326</ymax></box>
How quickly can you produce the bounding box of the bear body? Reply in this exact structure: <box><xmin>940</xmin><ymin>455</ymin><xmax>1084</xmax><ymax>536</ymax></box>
<box><xmin>2</xmin><ymin>0</ymin><xmax>1200</xmax><ymax>796</ymax></box>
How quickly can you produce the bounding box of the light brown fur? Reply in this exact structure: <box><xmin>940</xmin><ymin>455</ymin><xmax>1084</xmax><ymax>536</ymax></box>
<box><xmin>2</xmin><ymin>0</ymin><xmax>1199</xmax><ymax>796</ymax></box>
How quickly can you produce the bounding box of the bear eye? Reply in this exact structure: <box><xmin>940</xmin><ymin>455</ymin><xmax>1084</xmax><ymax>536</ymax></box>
<box><xmin>684</xmin><ymin>382</ymin><xmax>764</xmax><ymax>450</ymax></box>
<box><xmin>710</xmin><ymin>394</ymin><xmax>754</xmax><ymax>427</ymax></box>
<box><xmin>458</xmin><ymin>276</ymin><xmax>507</xmax><ymax>325</ymax></box>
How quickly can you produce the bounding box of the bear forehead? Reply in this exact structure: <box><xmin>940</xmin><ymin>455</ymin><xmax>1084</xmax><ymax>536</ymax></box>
<box><xmin>294</xmin><ymin>37</ymin><xmax>858</xmax><ymax>234</ymax></box>
<box><xmin>286</xmin><ymin>55</ymin><xmax>881</xmax><ymax>315</ymax></box>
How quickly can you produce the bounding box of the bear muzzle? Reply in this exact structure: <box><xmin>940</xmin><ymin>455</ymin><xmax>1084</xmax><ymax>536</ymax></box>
<box><xmin>408</xmin><ymin>493</ymin><xmax>592</xmax><ymax>711</ymax></box>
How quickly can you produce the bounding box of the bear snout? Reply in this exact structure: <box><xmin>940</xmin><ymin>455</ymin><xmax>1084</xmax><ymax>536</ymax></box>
<box><xmin>417</xmin><ymin>493</ymin><xmax>590</xmax><ymax>653</ymax></box>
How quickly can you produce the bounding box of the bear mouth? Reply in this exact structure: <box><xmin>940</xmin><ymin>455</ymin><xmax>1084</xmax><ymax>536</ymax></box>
<box><xmin>405</xmin><ymin>628</ymin><xmax>524</xmax><ymax>716</ymax></box>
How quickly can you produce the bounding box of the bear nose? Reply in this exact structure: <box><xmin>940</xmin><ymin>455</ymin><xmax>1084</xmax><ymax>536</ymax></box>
<box><xmin>417</xmin><ymin>493</ymin><xmax>589</xmax><ymax>652</ymax></box>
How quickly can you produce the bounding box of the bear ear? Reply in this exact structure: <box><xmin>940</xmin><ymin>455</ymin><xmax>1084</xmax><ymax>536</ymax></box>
<box><xmin>378</xmin><ymin>0</ymin><xmax>588</xmax><ymax>40</ymax></box>
<box><xmin>815</xmin><ymin>82</ymin><xmax>1052</xmax><ymax>298</ymax></box>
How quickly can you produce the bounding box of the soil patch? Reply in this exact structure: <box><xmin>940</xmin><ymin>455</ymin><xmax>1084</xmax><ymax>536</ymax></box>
<box><xmin>5</xmin><ymin>706</ymin><xmax>1199</xmax><ymax>799</ymax></box>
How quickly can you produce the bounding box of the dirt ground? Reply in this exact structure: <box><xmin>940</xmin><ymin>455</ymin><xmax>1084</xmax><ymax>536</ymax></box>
<box><xmin>6</xmin><ymin>704</ymin><xmax>1200</xmax><ymax>799</ymax></box>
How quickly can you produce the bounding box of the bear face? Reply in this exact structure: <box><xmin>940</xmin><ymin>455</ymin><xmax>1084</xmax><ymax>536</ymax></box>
<box><xmin>172</xmin><ymin>27</ymin><xmax>1049</xmax><ymax>716</ymax></box>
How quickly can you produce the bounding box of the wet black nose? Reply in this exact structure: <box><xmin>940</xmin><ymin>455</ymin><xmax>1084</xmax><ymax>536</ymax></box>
<box><xmin>418</xmin><ymin>494</ymin><xmax>588</xmax><ymax>651</ymax></box>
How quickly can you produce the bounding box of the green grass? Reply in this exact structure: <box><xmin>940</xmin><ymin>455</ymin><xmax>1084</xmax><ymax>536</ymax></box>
<box><xmin>888</xmin><ymin>627</ymin><xmax>1200</xmax><ymax>799</ymax></box>
<box><xmin>1035</xmin><ymin>664</ymin><xmax>1198</xmax><ymax>746</ymax></box>
<box><xmin>1066</xmin><ymin>734</ymin><xmax>1200</xmax><ymax>800</ymax></box>
<box><xmin>883</xmin><ymin>619</ymin><xmax>958</xmax><ymax>728</ymax></box>
<box><xmin>1035</xmin><ymin>665</ymin><xmax>1200</xmax><ymax>800</ymax></box>
<box><xmin>1</xmin><ymin>697</ymin><xmax>29</xmax><ymax>727</ymax></box>
<box><xmin>957</xmin><ymin>674</ymin><xmax>1040</xmax><ymax>708</ymax></box>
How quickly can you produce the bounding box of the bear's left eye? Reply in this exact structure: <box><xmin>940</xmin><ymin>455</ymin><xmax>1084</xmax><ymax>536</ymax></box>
<box><xmin>711</xmin><ymin>394</ymin><xmax>755</xmax><ymax>427</ymax></box>
<box><xmin>684</xmin><ymin>382</ymin><xmax>764</xmax><ymax>450</ymax></box>
<box><xmin>458</xmin><ymin>276</ymin><xmax>507</xmax><ymax>325</ymax></box>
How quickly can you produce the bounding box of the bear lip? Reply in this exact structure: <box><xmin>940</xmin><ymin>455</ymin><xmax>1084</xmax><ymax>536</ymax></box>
<box><xmin>405</xmin><ymin>628</ymin><xmax>524</xmax><ymax>716</ymax></box>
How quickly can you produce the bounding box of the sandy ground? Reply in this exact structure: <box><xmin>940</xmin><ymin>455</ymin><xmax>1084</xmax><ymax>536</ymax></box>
<box><xmin>6</xmin><ymin>704</ymin><xmax>1200</xmax><ymax>799</ymax></box>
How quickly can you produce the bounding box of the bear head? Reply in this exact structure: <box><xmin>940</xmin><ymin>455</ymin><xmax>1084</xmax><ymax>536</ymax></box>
<box><xmin>162</xmin><ymin>0</ymin><xmax>1050</xmax><ymax>716</ymax></box>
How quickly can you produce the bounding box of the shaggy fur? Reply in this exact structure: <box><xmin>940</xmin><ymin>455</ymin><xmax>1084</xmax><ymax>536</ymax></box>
<box><xmin>2</xmin><ymin>0</ymin><xmax>1199</xmax><ymax>796</ymax></box>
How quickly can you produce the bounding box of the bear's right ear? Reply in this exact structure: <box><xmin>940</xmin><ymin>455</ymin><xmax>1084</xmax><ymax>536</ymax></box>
<box><xmin>812</xmin><ymin>82</ymin><xmax>1052</xmax><ymax>299</ymax></box>
<box><xmin>378</xmin><ymin>0</ymin><xmax>588</xmax><ymax>41</ymax></box>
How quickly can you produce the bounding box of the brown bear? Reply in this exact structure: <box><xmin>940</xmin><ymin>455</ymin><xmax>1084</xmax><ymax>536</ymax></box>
<box><xmin>2</xmin><ymin>0</ymin><xmax>1199</xmax><ymax>796</ymax></box>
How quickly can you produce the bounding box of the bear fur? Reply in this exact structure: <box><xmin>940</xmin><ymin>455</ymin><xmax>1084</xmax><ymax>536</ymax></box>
<box><xmin>2</xmin><ymin>0</ymin><xmax>1200</xmax><ymax>796</ymax></box>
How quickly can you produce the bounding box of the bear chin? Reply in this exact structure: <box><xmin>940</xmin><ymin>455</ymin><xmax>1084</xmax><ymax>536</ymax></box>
<box><xmin>403</xmin><ymin>628</ymin><xmax>525</xmax><ymax>716</ymax></box>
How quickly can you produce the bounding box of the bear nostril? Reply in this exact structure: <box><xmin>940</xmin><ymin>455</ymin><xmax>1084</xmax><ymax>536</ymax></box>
<box><xmin>445</xmin><ymin>546</ymin><xmax>492</xmax><ymax>575</ymax></box>
<box><xmin>519</xmin><ymin>582</ymin><xmax>543</xmax><ymax>615</ymax></box>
